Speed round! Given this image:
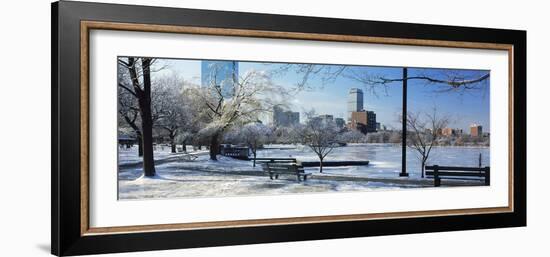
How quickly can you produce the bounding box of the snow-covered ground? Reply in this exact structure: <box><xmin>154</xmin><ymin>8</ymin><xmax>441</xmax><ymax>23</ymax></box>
<box><xmin>118</xmin><ymin>155</ymin><xmax>421</xmax><ymax>200</ymax></box>
<box><xmin>259</xmin><ymin>143</ymin><xmax>490</xmax><ymax>179</ymax></box>
<box><xmin>118</xmin><ymin>144</ymin><xmax>488</xmax><ymax>200</ymax></box>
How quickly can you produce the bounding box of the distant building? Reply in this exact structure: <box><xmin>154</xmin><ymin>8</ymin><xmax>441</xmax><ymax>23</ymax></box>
<box><xmin>366</xmin><ymin>111</ymin><xmax>377</xmax><ymax>132</ymax></box>
<box><xmin>376</xmin><ymin>122</ymin><xmax>381</xmax><ymax>131</ymax></box>
<box><xmin>335</xmin><ymin>118</ymin><xmax>345</xmax><ymax>129</ymax></box>
<box><xmin>347</xmin><ymin>88</ymin><xmax>364</xmax><ymax>122</ymax></box>
<box><xmin>309</xmin><ymin>114</ymin><xmax>339</xmax><ymax>127</ymax></box>
<box><xmin>201</xmin><ymin>60</ymin><xmax>239</xmax><ymax>98</ymax></box>
<box><xmin>273</xmin><ymin>106</ymin><xmax>300</xmax><ymax>127</ymax></box>
<box><xmin>349</xmin><ymin>110</ymin><xmax>377</xmax><ymax>134</ymax></box>
<box><xmin>318</xmin><ymin>114</ymin><xmax>334</xmax><ymax>123</ymax></box>
<box><xmin>308</xmin><ymin>116</ymin><xmax>322</xmax><ymax>125</ymax></box>
<box><xmin>470</xmin><ymin>124</ymin><xmax>483</xmax><ymax>137</ymax></box>
<box><xmin>442</xmin><ymin>128</ymin><xmax>464</xmax><ymax>137</ymax></box>
<box><xmin>425</xmin><ymin>128</ymin><xmax>443</xmax><ymax>135</ymax></box>
<box><xmin>442</xmin><ymin>127</ymin><xmax>454</xmax><ymax>137</ymax></box>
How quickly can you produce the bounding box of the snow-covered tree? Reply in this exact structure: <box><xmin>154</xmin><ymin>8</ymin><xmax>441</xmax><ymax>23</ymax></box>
<box><xmin>271</xmin><ymin>126</ymin><xmax>297</xmax><ymax>144</ymax></box>
<box><xmin>117</xmin><ymin>57</ymin><xmax>158</xmax><ymax>176</ymax></box>
<box><xmin>190</xmin><ymin>68</ymin><xmax>284</xmax><ymax>160</ymax></box>
<box><xmin>153</xmin><ymin>75</ymin><xmax>194</xmax><ymax>153</ymax></box>
<box><xmin>118</xmin><ymin>64</ymin><xmax>179</xmax><ymax>156</ymax></box>
<box><xmin>118</xmin><ymin>78</ymin><xmax>143</xmax><ymax>156</ymax></box>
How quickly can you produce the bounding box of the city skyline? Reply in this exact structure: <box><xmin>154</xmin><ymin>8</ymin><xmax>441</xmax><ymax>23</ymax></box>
<box><xmin>153</xmin><ymin>58</ymin><xmax>490</xmax><ymax>132</ymax></box>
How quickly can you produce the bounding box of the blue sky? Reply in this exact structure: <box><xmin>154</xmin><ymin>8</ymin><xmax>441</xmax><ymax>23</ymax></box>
<box><xmin>153</xmin><ymin>58</ymin><xmax>490</xmax><ymax>132</ymax></box>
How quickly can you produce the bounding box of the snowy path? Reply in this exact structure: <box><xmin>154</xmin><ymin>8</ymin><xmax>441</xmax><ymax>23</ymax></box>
<box><xmin>118</xmin><ymin>146</ymin><xmax>209</xmax><ymax>168</ymax></box>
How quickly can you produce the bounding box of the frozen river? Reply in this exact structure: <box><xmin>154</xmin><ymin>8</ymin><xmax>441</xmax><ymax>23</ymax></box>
<box><xmin>257</xmin><ymin>144</ymin><xmax>490</xmax><ymax>179</ymax></box>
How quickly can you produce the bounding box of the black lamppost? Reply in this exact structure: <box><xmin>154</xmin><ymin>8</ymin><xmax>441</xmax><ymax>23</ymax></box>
<box><xmin>399</xmin><ymin>67</ymin><xmax>409</xmax><ymax>177</ymax></box>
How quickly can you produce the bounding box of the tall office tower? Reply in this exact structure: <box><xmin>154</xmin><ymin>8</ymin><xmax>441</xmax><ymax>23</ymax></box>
<box><xmin>347</xmin><ymin>88</ymin><xmax>364</xmax><ymax>122</ymax></box>
<box><xmin>201</xmin><ymin>60</ymin><xmax>239</xmax><ymax>98</ymax></box>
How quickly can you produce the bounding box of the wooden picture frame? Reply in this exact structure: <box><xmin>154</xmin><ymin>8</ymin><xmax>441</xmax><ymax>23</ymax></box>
<box><xmin>52</xmin><ymin>1</ymin><xmax>526</xmax><ymax>256</ymax></box>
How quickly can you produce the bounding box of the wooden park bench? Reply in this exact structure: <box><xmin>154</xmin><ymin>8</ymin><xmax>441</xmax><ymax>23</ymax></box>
<box><xmin>256</xmin><ymin>158</ymin><xmax>311</xmax><ymax>181</ymax></box>
<box><xmin>425</xmin><ymin>165</ymin><xmax>490</xmax><ymax>187</ymax></box>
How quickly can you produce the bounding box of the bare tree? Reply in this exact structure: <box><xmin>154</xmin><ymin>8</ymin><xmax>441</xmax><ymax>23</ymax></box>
<box><xmin>405</xmin><ymin>108</ymin><xmax>450</xmax><ymax>178</ymax></box>
<box><xmin>346</xmin><ymin>67</ymin><xmax>489</xmax><ymax>96</ymax></box>
<box><xmin>274</xmin><ymin>64</ymin><xmax>347</xmax><ymax>89</ymax></box>
<box><xmin>273</xmin><ymin>64</ymin><xmax>489</xmax><ymax>95</ymax></box>
<box><xmin>295</xmin><ymin>117</ymin><xmax>339</xmax><ymax>173</ymax></box>
<box><xmin>240</xmin><ymin>123</ymin><xmax>272</xmax><ymax>167</ymax></box>
<box><xmin>117</xmin><ymin>57</ymin><xmax>158</xmax><ymax>177</ymax></box>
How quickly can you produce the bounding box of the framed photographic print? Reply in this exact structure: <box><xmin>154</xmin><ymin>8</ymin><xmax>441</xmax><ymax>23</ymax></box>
<box><xmin>51</xmin><ymin>1</ymin><xmax>526</xmax><ymax>256</ymax></box>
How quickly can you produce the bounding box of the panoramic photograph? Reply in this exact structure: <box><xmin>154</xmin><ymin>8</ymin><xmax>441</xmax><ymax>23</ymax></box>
<box><xmin>117</xmin><ymin>57</ymin><xmax>491</xmax><ymax>200</ymax></box>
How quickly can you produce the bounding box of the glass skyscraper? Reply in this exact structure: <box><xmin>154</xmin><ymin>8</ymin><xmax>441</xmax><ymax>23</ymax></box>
<box><xmin>201</xmin><ymin>60</ymin><xmax>239</xmax><ymax>98</ymax></box>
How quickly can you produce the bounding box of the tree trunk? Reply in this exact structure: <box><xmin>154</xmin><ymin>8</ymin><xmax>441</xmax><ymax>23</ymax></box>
<box><xmin>252</xmin><ymin>150</ymin><xmax>257</xmax><ymax>167</ymax></box>
<box><xmin>138</xmin><ymin>58</ymin><xmax>156</xmax><ymax>177</ymax></box>
<box><xmin>181</xmin><ymin>140</ymin><xmax>187</xmax><ymax>153</ymax></box>
<box><xmin>139</xmin><ymin>107</ymin><xmax>155</xmax><ymax>176</ymax></box>
<box><xmin>319</xmin><ymin>156</ymin><xmax>324</xmax><ymax>173</ymax></box>
<box><xmin>421</xmin><ymin>158</ymin><xmax>426</xmax><ymax>178</ymax></box>
<box><xmin>137</xmin><ymin>133</ymin><xmax>143</xmax><ymax>157</ymax></box>
<box><xmin>209</xmin><ymin>134</ymin><xmax>220</xmax><ymax>161</ymax></box>
<box><xmin>170</xmin><ymin>134</ymin><xmax>176</xmax><ymax>153</ymax></box>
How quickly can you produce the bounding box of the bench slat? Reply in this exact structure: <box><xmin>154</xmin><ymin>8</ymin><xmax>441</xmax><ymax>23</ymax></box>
<box><xmin>268</xmin><ymin>171</ymin><xmax>310</xmax><ymax>175</ymax></box>
<box><xmin>425</xmin><ymin>171</ymin><xmax>486</xmax><ymax>177</ymax></box>
<box><xmin>425</xmin><ymin>166</ymin><xmax>489</xmax><ymax>172</ymax></box>
<box><xmin>426</xmin><ymin>176</ymin><xmax>484</xmax><ymax>181</ymax></box>
<box><xmin>255</xmin><ymin>158</ymin><xmax>297</xmax><ymax>161</ymax></box>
